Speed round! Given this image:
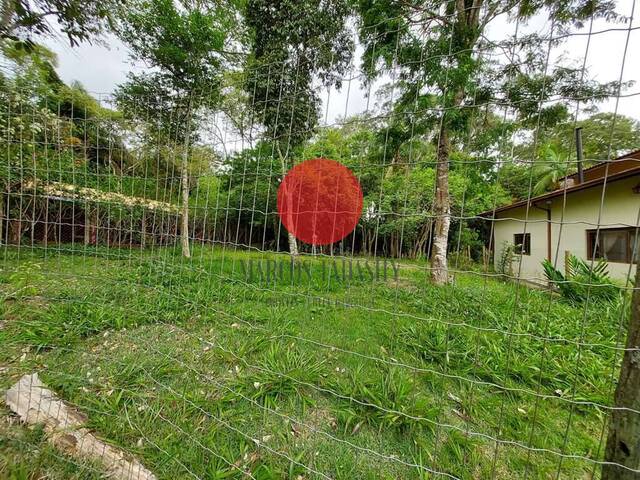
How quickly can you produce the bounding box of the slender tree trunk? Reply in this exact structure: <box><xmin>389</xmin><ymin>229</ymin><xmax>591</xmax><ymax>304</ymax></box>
<box><xmin>174</xmin><ymin>214</ymin><xmax>180</xmax><ymax>247</ymax></box>
<box><xmin>287</xmin><ymin>231</ymin><xmax>299</xmax><ymax>255</ymax></box>
<box><xmin>0</xmin><ymin>190</ymin><xmax>3</xmax><ymax>246</ymax></box>
<box><xmin>141</xmin><ymin>212</ymin><xmax>147</xmax><ymax>248</ymax></box>
<box><xmin>30</xmin><ymin>197</ymin><xmax>37</xmax><ymax>245</ymax></box>
<box><xmin>180</xmin><ymin>103</ymin><xmax>193</xmax><ymax>259</ymax></box>
<box><xmin>180</xmin><ymin>162</ymin><xmax>191</xmax><ymax>257</ymax></box>
<box><xmin>84</xmin><ymin>209</ymin><xmax>97</xmax><ymax>246</ymax></box>
<box><xmin>9</xmin><ymin>219</ymin><xmax>21</xmax><ymax>244</ymax></box>
<box><xmin>415</xmin><ymin>221</ymin><xmax>430</xmax><ymax>259</ymax></box>
<box><xmin>84</xmin><ymin>209</ymin><xmax>90</xmax><ymax>245</ymax></box>
<box><xmin>42</xmin><ymin>199</ymin><xmax>48</xmax><ymax>247</ymax></box>
<box><xmin>277</xmin><ymin>145</ymin><xmax>298</xmax><ymax>256</ymax></box>
<box><xmin>426</xmin><ymin>0</ymin><xmax>480</xmax><ymax>283</ymax></box>
<box><xmin>602</xmin><ymin>262</ymin><xmax>640</xmax><ymax>479</ymax></box>
<box><xmin>385</xmin><ymin>150</ymin><xmax>401</xmax><ymax>179</ymax></box>
<box><xmin>430</xmin><ymin>123</ymin><xmax>451</xmax><ymax>285</ymax></box>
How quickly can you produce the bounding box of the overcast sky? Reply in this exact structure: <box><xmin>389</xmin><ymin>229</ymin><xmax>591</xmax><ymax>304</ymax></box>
<box><xmin>41</xmin><ymin>0</ymin><xmax>639</xmax><ymax>130</ymax></box>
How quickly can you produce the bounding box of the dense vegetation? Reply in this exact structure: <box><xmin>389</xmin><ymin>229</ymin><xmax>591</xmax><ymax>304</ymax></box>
<box><xmin>0</xmin><ymin>246</ymin><xmax>630</xmax><ymax>478</ymax></box>
<box><xmin>0</xmin><ymin>0</ymin><xmax>638</xmax><ymax>478</ymax></box>
<box><xmin>0</xmin><ymin>0</ymin><xmax>638</xmax><ymax>267</ymax></box>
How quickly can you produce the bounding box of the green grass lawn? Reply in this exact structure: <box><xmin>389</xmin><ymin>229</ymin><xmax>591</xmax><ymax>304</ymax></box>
<box><xmin>0</xmin><ymin>243</ymin><xmax>629</xmax><ymax>479</ymax></box>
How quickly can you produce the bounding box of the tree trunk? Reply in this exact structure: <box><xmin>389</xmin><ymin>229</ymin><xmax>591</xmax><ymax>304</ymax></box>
<box><xmin>430</xmin><ymin>123</ymin><xmax>451</xmax><ymax>285</ymax></box>
<box><xmin>602</xmin><ymin>262</ymin><xmax>640</xmax><ymax>479</ymax></box>
<box><xmin>84</xmin><ymin>209</ymin><xmax>97</xmax><ymax>246</ymax></box>
<box><xmin>0</xmin><ymin>190</ymin><xmax>3</xmax><ymax>246</ymax></box>
<box><xmin>43</xmin><ymin>201</ymin><xmax>48</xmax><ymax>247</ymax></box>
<box><xmin>180</xmin><ymin>163</ymin><xmax>190</xmax><ymax>257</ymax></box>
<box><xmin>287</xmin><ymin>231</ymin><xmax>299</xmax><ymax>255</ymax></box>
<box><xmin>8</xmin><ymin>219</ymin><xmax>21</xmax><ymax>244</ymax></box>
<box><xmin>385</xmin><ymin>150</ymin><xmax>401</xmax><ymax>179</ymax></box>
<box><xmin>277</xmin><ymin>145</ymin><xmax>298</xmax><ymax>256</ymax></box>
<box><xmin>180</xmin><ymin>105</ymin><xmax>192</xmax><ymax>259</ymax></box>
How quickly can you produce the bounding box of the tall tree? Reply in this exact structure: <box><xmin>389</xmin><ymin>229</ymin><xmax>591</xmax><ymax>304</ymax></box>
<box><xmin>114</xmin><ymin>0</ymin><xmax>239</xmax><ymax>258</ymax></box>
<box><xmin>357</xmin><ymin>0</ymin><xmax>622</xmax><ymax>284</ymax></box>
<box><xmin>243</xmin><ymin>0</ymin><xmax>354</xmax><ymax>255</ymax></box>
<box><xmin>542</xmin><ymin>112</ymin><xmax>640</xmax><ymax>162</ymax></box>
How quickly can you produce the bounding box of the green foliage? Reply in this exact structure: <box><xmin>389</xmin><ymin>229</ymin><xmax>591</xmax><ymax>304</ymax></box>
<box><xmin>498</xmin><ymin>112</ymin><xmax>640</xmax><ymax>202</ymax></box>
<box><xmin>0</xmin><ymin>1</ymin><xmax>637</xmax><ymax>476</ymax></box>
<box><xmin>358</xmin><ymin>0</ymin><xmax>622</xmax><ymax>144</ymax></box>
<box><xmin>244</xmin><ymin>0</ymin><xmax>353</xmax><ymax>153</ymax></box>
<box><xmin>0</xmin><ymin>0</ymin><xmax>114</xmax><ymax>46</ymax></box>
<box><xmin>114</xmin><ymin>0</ymin><xmax>241</xmax><ymax>142</ymax></box>
<box><xmin>449</xmin><ymin>227</ymin><xmax>484</xmax><ymax>265</ymax></box>
<box><xmin>542</xmin><ymin>254</ymin><xmax>620</xmax><ymax>303</ymax></box>
<box><xmin>238</xmin><ymin>342</ymin><xmax>325</xmax><ymax>407</ymax></box>
<box><xmin>497</xmin><ymin>161</ymin><xmax>534</xmax><ymax>202</ymax></box>
<box><xmin>115</xmin><ymin>0</ymin><xmax>237</xmax><ymax>94</ymax></box>
<box><xmin>7</xmin><ymin>261</ymin><xmax>43</xmax><ymax>298</ymax></box>
<box><xmin>0</xmin><ymin>246</ymin><xmax>628</xmax><ymax>478</ymax></box>
<box><xmin>355</xmin><ymin>0</ymin><xmax>627</xmax><ymax>272</ymax></box>
<box><xmin>497</xmin><ymin>241</ymin><xmax>514</xmax><ymax>277</ymax></box>
<box><xmin>333</xmin><ymin>365</ymin><xmax>438</xmax><ymax>434</ymax></box>
<box><xmin>537</xmin><ymin>113</ymin><xmax>640</xmax><ymax>163</ymax></box>
<box><xmin>533</xmin><ymin>144</ymin><xmax>570</xmax><ymax>194</ymax></box>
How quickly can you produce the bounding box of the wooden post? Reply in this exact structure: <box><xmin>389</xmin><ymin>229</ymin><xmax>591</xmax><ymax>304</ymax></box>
<box><xmin>141</xmin><ymin>212</ymin><xmax>147</xmax><ymax>248</ymax></box>
<box><xmin>602</xmin><ymin>262</ymin><xmax>640</xmax><ymax>479</ymax></box>
<box><xmin>84</xmin><ymin>209</ymin><xmax>92</xmax><ymax>245</ymax></box>
<box><xmin>9</xmin><ymin>219</ymin><xmax>22</xmax><ymax>244</ymax></box>
<box><xmin>84</xmin><ymin>209</ymin><xmax>98</xmax><ymax>246</ymax></box>
<box><xmin>43</xmin><ymin>200</ymin><xmax>48</xmax><ymax>248</ymax></box>
<box><xmin>0</xmin><ymin>190</ymin><xmax>3</xmax><ymax>246</ymax></box>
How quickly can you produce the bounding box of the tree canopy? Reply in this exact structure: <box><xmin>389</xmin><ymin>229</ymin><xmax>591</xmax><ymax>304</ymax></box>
<box><xmin>0</xmin><ymin>0</ymin><xmax>115</xmax><ymax>46</ymax></box>
<box><xmin>0</xmin><ymin>0</ymin><xmax>636</xmax><ymax>268</ymax></box>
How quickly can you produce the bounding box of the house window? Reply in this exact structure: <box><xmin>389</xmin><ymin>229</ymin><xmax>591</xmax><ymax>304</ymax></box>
<box><xmin>514</xmin><ymin>233</ymin><xmax>531</xmax><ymax>255</ymax></box>
<box><xmin>587</xmin><ymin>228</ymin><xmax>638</xmax><ymax>263</ymax></box>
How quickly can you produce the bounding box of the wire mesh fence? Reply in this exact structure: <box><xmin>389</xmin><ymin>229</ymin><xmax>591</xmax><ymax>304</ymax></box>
<box><xmin>1</xmin><ymin>1</ymin><xmax>640</xmax><ymax>478</ymax></box>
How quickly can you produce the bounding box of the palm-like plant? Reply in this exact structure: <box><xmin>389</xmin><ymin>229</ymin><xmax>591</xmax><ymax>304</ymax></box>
<box><xmin>533</xmin><ymin>145</ymin><xmax>571</xmax><ymax>194</ymax></box>
<box><xmin>542</xmin><ymin>254</ymin><xmax>619</xmax><ymax>303</ymax></box>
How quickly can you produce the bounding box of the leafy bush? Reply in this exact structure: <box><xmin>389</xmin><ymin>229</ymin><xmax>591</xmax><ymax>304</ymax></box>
<box><xmin>542</xmin><ymin>254</ymin><xmax>620</xmax><ymax>303</ymax></box>
<box><xmin>497</xmin><ymin>241</ymin><xmax>515</xmax><ymax>278</ymax></box>
<box><xmin>332</xmin><ymin>365</ymin><xmax>439</xmax><ymax>434</ymax></box>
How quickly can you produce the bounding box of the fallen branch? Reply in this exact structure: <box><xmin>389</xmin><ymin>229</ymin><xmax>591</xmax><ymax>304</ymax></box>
<box><xmin>4</xmin><ymin>373</ymin><xmax>156</xmax><ymax>480</ymax></box>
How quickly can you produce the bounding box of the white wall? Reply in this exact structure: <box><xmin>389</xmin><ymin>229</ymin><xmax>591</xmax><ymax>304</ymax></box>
<box><xmin>492</xmin><ymin>175</ymin><xmax>640</xmax><ymax>284</ymax></box>
<box><xmin>493</xmin><ymin>206</ymin><xmax>549</xmax><ymax>283</ymax></box>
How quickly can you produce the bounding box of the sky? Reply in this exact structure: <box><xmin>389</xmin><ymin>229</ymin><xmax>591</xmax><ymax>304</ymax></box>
<box><xmin>40</xmin><ymin>0</ymin><xmax>640</xmax><ymax>130</ymax></box>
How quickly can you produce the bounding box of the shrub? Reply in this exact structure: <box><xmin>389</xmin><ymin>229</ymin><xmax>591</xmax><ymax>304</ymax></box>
<box><xmin>497</xmin><ymin>241</ymin><xmax>515</xmax><ymax>278</ymax></box>
<box><xmin>542</xmin><ymin>254</ymin><xmax>620</xmax><ymax>303</ymax></box>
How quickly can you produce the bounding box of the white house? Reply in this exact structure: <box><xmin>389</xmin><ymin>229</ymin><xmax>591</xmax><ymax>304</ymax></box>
<box><xmin>482</xmin><ymin>149</ymin><xmax>640</xmax><ymax>284</ymax></box>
